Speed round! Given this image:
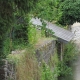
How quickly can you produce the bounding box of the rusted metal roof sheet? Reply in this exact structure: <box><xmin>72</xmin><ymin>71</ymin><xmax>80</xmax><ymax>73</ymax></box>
<box><xmin>31</xmin><ymin>18</ymin><xmax>74</xmax><ymax>42</ymax></box>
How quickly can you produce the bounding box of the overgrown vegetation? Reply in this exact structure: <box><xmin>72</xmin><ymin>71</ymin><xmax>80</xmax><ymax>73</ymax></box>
<box><xmin>32</xmin><ymin>0</ymin><xmax>61</xmax><ymax>22</ymax></box>
<box><xmin>7</xmin><ymin>49</ymin><xmax>40</xmax><ymax>80</ymax></box>
<box><xmin>58</xmin><ymin>0</ymin><xmax>80</xmax><ymax>25</ymax></box>
<box><xmin>7</xmin><ymin>46</ymin><xmax>59</xmax><ymax>80</ymax></box>
<box><xmin>57</xmin><ymin>42</ymin><xmax>77</xmax><ymax>79</ymax></box>
<box><xmin>1</xmin><ymin>0</ymin><xmax>80</xmax><ymax>59</ymax></box>
<box><xmin>41</xmin><ymin>63</ymin><xmax>54</xmax><ymax>80</ymax></box>
<box><xmin>0</xmin><ymin>0</ymin><xmax>38</xmax><ymax>60</ymax></box>
<box><xmin>0</xmin><ymin>0</ymin><xmax>78</xmax><ymax>80</ymax></box>
<box><xmin>5</xmin><ymin>29</ymin><xmax>76</xmax><ymax>80</ymax></box>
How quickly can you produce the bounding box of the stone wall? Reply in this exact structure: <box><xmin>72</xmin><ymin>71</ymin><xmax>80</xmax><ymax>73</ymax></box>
<box><xmin>0</xmin><ymin>60</ymin><xmax>5</xmax><ymax>80</ymax></box>
<box><xmin>36</xmin><ymin>40</ymin><xmax>55</xmax><ymax>64</ymax></box>
<box><xmin>3</xmin><ymin>39</ymin><xmax>56</xmax><ymax>80</ymax></box>
<box><xmin>4</xmin><ymin>60</ymin><xmax>16</xmax><ymax>80</ymax></box>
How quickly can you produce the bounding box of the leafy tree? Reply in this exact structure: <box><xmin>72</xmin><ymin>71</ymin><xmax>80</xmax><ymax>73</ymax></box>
<box><xmin>58</xmin><ymin>0</ymin><xmax>80</xmax><ymax>25</ymax></box>
<box><xmin>0</xmin><ymin>0</ymin><xmax>38</xmax><ymax>59</ymax></box>
<box><xmin>33</xmin><ymin>0</ymin><xmax>61</xmax><ymax>22</ymax></box>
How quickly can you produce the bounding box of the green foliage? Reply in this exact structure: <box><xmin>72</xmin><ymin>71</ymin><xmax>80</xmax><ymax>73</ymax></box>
<box><xmin>0</xmin><ymin>39</ymin><xmax>3</xmax><ymax>59</ymax></box>
<box><xmin>41</xmin><ymin>53</ymin><xmax>59</xmax><ymax>80</ymax></box>
<box><xmin>58</xmin><ymin>42</ymin><xmax>76</xmax><ymax>78</ymax></box>
<box><xmin>41</xmin><ymin>20</ymin><xmax>54</xmax><ymax>37</ymax></box>
<box><xmin>58</xmin><ymin>62</ymin><xmax>72</xmax><ymax>77</ymax></box>
<box><xmin>28</xmin><ymin>24</ymin><xmax>37</xmax><ymax>45</ymax></box>
<box><xmin>33</xmin><ymin>0</ymin><xmax>61</xmax><ymax>22</ymax></box>
<box><xmin>51</xmin><ymin>53</ymin><xmax>60</xmax><ymax>79</ymax></box>
<box><xmin>0</xmin><ymin>1</ymin><xmax>13</xmax><ymax>59</ymax></box>
<box><xmin>41</xmin><ymin>63</ymin><xmax>54</xmax><ymax>80</ymax></box>
<box><xmin>41</xmin><ymin>21</ymin><xmax>47</xmax><ymax>37</ymax></box>
<box><xmin>3</xmin><ymin>38</ymin><xmax>11</xmax><ymax>57</ymax></box>
<box><xmin>41</xmin><ymin>63</ymin><xmax>59</xmax><ymax>80</ymax></box>
<box><xmin>6</xmin><ymin>48</ymin><xmax>40</xmax><ymax>80</ymax></box>
<box><xmin>64</xmin><ymin>42</ymin><xmax>76</xmax><ymax>62</ymax></box>
<box><xmin>45</xmin><ymin>29</ymin><xmax>54</xmax><ymax>37</ymax></box>
<box><xmin>13</xmin><ymin>15</ymin><xmax>29</xmax><ymax>44</ymax></box>
<box><xmin>58</xmin><ymin>0</ymin><xmax>80</xmax><ymax>25</ymax></box>
<box><xmin>0</xmin><ymin>0</ymin><xmax>38</xmax><ymax>59</ymax></box>
<box><xmin>14</xmin><ymin>0</ymin><xmax>38</xmax><ymax>13</ymax></box>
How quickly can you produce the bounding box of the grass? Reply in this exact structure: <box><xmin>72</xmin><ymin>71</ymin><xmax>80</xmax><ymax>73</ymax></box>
<box><xmin>7</xmin><ymin>49</ymin><xmax>40</xmax><ymax>80</ymax></box>
<box><xmin>6</xmin><ymin>36</ymin><xmax>56</xmax><ymax>80</ymax></box>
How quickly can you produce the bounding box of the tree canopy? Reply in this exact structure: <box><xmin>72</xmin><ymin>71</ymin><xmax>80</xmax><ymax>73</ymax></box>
<box><xmin>58</xmin><ymin>0</ymin><xmax>80</xmax><ymax>25</ymax></box>
<box><xmin>0</xmin><ymin>0</ymin><xmax>38</xmax><ymax>59</ymax></box>
<box><xmin>0</xmin><ymin>0</ymin><xmax>38</xmax><ymax>36</ymax></box>
<box><xmin>32</xmin><ymin>0</ymin><xmax>60</xmax><ymax>21</ymax></box>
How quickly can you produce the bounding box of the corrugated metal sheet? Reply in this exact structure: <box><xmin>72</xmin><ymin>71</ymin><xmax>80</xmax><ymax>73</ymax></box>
<box><xmin>31</xmin><ymin>18</ymin><xmax>74</xmax><ymax>42</ymax></box>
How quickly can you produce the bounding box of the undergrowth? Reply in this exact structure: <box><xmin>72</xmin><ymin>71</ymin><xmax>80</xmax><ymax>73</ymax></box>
<box><xmin>6</xmin><ymin>41</ymin><xmax>76</xmax><ymax>80</ymax></box>
<box><xmin>4</xmin><ymin>15</ymin><xmax>77</xmax><ymax>80</ymax></box>
<box><xmin>7</xmin><ymin>49</ymin><xmax>40</xmax><ymax>80</ymax></box>
<box><xmin>40</xmin><ymin>51</ymin><xmax>59</xmax><ymax>80</ymax></box>
<box><xmin>57</xmin><ymin>42</ymin><xmax>77</xmax><ymax>79</ymax></box>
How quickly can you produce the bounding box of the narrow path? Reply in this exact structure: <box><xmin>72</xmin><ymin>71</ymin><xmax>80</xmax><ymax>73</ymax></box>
<box><xmin>71</xmin><ymin>23</ymin><xmax>80</xmax><ymax>80</ymax></box>
<box><xmin>73</xmin><ymin>42</ymin><xmax>80</xmax><ymax>80</ymax></box>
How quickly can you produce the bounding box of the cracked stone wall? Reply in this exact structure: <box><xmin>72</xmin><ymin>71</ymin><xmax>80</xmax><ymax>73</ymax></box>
<box><xmin>36</xmin><ymin>40</ymin><xmax>55</xmax><ymax>65</ymax></box>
